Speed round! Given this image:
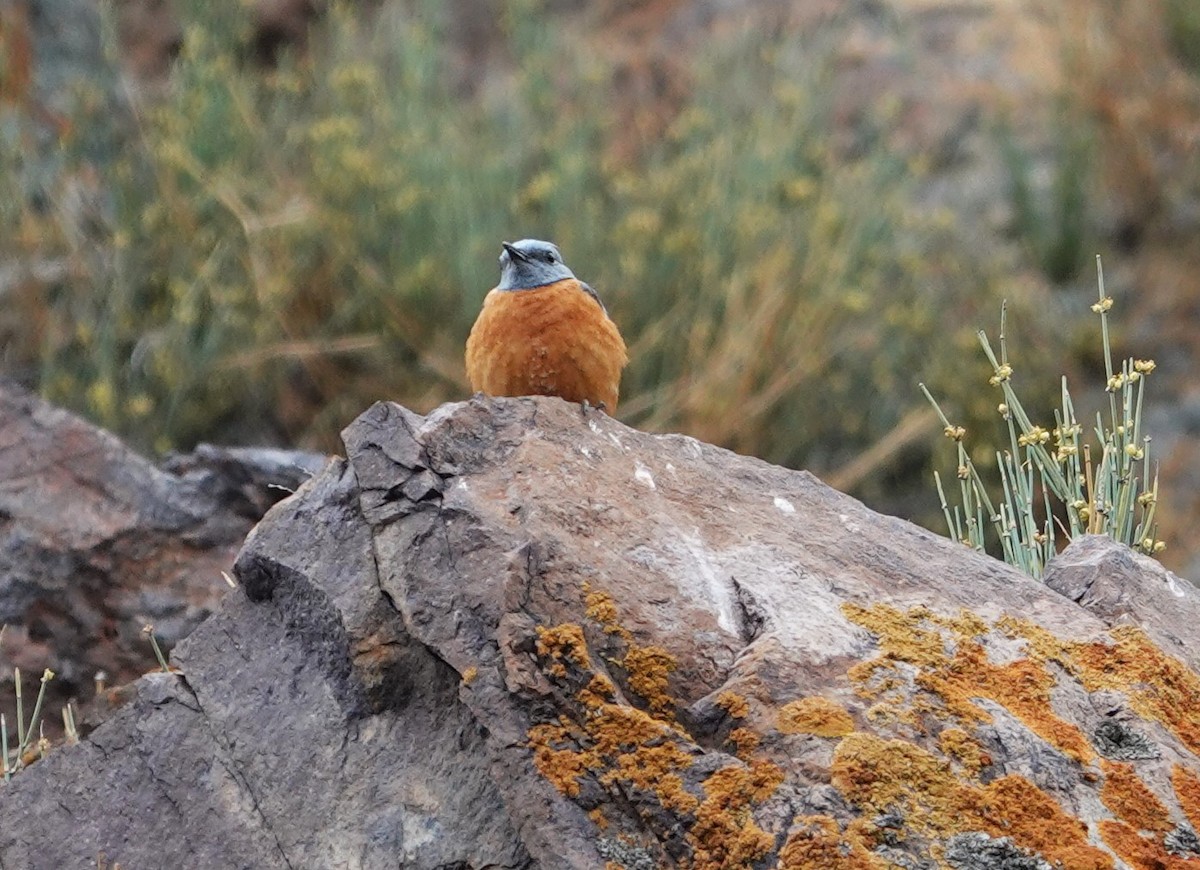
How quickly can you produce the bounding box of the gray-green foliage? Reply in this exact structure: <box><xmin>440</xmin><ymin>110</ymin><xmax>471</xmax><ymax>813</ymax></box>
<box><xmin>923</xmin><ymin>258</ymin><xmax>1162</xmax><ymax>579</ymax></box>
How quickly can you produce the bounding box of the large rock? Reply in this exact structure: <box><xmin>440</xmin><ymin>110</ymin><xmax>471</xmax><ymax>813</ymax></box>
<box><xmin>1045</xmin><ymin>534</ymin><xmax>1200</xmax><ymax>664</ymax></box>
<box><xmin>2</xmin><ymin>395</ymin><xmax>1200</xmax><ymax>869</ymax></box>
<box><xmin>0</xmin><ymin>382</ymin><xmax>325</xmax><ymax>719</ymax></box>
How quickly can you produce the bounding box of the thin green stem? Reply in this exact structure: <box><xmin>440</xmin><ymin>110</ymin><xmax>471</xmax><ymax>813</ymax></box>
<box><xmin>16</xmin><ymin>669</ymin><xmax>54</xmax><ymax>765</ymax></box>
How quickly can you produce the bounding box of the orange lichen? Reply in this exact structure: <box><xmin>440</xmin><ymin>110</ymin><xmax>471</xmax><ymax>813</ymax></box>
<box><xmin>926</xmin><ymin>644</ymin><xmax>1093</xmax><ymax>762</ymax></box>
<box><xmin>1172</xmin><ymin>765</ymin><xmax>1200</xmax><ymax>832</ymax></box>
<box><xmin>777</xmin><ymin>815</ymin><xmax>888</xmax><ymax>869</ymax></box>
<box><xmin>533</xmin><ymin>593</ymin><xmax>1200</xmax><ymax>868</ymax></box>
<box><xmin>1002</xmin><ymin>619</ymin><xmax>1200</xmax><ymax>759</ymax></box>
<box><xmin>589</xmin><ymin>808</ymin><xmax>609</xmax><ymax>831</ymax></box>
<box><xmin>1100</xmin><ymin>761</ymin><xmax>1173</xmax><ymax>834</ymax></box>
<box><xmin>777</xmin><ymin>697</ymin><xmax>855</xmax><ymax>737</ymax></box>
<box><xmin>938</xmin><ymin>727</ymin><xmax>990</xmax><ymax>776</ymax></box>
<box><xmin>582</xmin><ymin>583</ymin><xmax>632</xmax><ymax>641</ymax></box>
<box><xmin>688</xmin><ymin>760</ymin><xmax>784</xmax><ymax>870</ymax></box>
<box><xmin>527</xmin><ymin>617</ymin><xmax>698</xmax><ymax>818</ymax></box>
<box><xmin>584</xmin><ymin>700</ymin><xmax>695</xmax><ymax>812</ymax></box>
<box><xmin>529</xmin><ymin>721</ymin><xmax>590</xmax><ymax>797</ymax></box>
<box><xmin>1068</xmin><ymin>627</ymin><xmax>1200</xmax><ymax>757</ymax></box>
<box><xmin>585</xmin><ymin>702</ymin><xmax>673</xmax><ymax>755</ymax></box>
<box><xmin>620</xmin><ymin>644</ymin><xmax>677</xmax><ymax>719</ymax></box>
<box><xmin>831</xmin><ymin>732</ymin><xmax>973</xmax><ymax>839</ymax></box>
<box><xmin>528</xmin><ymin>668</ymin><xmax>698</xmax><ymax>814</ymax></box>
<box><xmin>843</xmin><ymin>602</ymin><xmax>950</xmax><ymax>666</ymax></box>
<box><xmin>601</xmin><ymin>739</ymin><xmax>699</xmax><ymax>813</ymax></box>
<box><xmin>1099</xmin><ymin>820</ymin><xmax>1198</xmax><ymax>870</ymax></box>
<box><xmin>975</xmin><ymin>775</ymin><xmax>1111</xmax><ymax>870</ymax></box>
<box><xmin>843</xmin><ymin>602</ymin><xmax>1095</xmax><ymax>762</ymax></box>
<box><xmin>728</xmin><ymin>727</ymin><xmax>761</xmax><ymax>760</ymax></box>
<box><xmin>831</xmin><ymin>732</ymin><xmax>1114</xmax><ymax>869</ymax></box>
<box><xmin>526</xmin><ymin>592</ymin><xmax>804</xmax><ymax>869</ymax></box>
<box><xmin>527</xmin><ymin>605</ymin><xmax>728</xmax><ymax>862</ymax></box>
<box><xmin>461</xmin><ymin>666</ymin><xmax>478</xmax><ymax>685</ymax></box>
<box><xmin>535</xmin><ymin>623</ymin><xmax>591</xmax><ymax>677</ymax></box>
<box><xmin>577</xmin><ymin>673</ymin><xmax>617</xmax><ymax>707</ymax></box>
<box><xmin>716</xmin><ymin>691</ymin><xmax>750</xmax><ymax>719</ymax></box>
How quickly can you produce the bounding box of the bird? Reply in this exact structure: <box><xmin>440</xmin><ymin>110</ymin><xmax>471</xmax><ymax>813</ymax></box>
<box><xmin>465</xmin><ymin>239</ymin><xmax>628</xmax><ymax>412</ymax></box>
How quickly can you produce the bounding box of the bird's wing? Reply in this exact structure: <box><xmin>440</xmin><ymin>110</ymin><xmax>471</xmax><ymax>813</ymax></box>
<box><xmin>578</xmin><ymin>281</ymin><xmax>608</xmax><ymax>315</ymax></box>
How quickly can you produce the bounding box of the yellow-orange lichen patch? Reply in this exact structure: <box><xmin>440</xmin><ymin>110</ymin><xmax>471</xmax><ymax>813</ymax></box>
<box><xmin>577</xmin><ymin>673</ymin><xmax>617</xmax><ymax>707</ymax></box>
<box><xmin>586</xmin><ymin>702</ymin><xmax>673</xmax><ymax>755</ymax></box>
<box><xmin>582</xmin><ymin>582</ymin><xmax>632</xmax><ymax>641</ymax></box>
<box><xmin>975</xmin><ymin>775</ymin><xmax>1111</xmax><ymax>870</ymax></box>
<box><xmin>934</xmin><ymin>643</ymin><xmax>1093</xmax><ymax>762</ymax></box>
<box><xmin>1001</xmin><ymin>618</ymin><xmax>1200</xmax><ymax>760</ymax></box>
<box><xmin>601</xmin><ymin>739</ymin><xmax>699</xmax><ymax>813</ymax></box>
<box><xmin>527</xmin><ymin>622</ymin><xmax>697</xmax><ymax>815</ymax></box>
<box><xmin>535</xmin><ymin>623</ymin><xmax>591</xmax><ymax>677</ymax></box>
<box><xmin>1100</xmin><ymin>760</ymin><xmax>1174</xmax><ymax>834</ymax></box>
<box><xmin>843</xmin><ymin>603</ymin><xmax>1095</xmax><ymax>763</ymax></box>
<box><xmin>589</xmin><ymin>808</ymin><xmax>609</xmax><ymax>831</ymax></box>
<box><xmin>728</xmin><ymin>727</ymin><xmax>760</xmax><ymax>760</ymax></box>
<box><xmin>831</xmin><ymin>732</ymin><xmax>1114</xmax><ymax>870</ymax></box>
<box><xmin>529</xmin><ymin>678</ymin><xmax>699</xmax><ymax>815</ymax></box>
<box><xmin>938</xmin><ymin>727</ymin><xmax>990</xmax><ymax>776</ymax></box>
<box><xmin>688</xmin><ymin>760</ymin><xmax>784</xmax><ymax>870</ymax></box>
<box><xmin>620</xmin><ymin>644</ymin><xmax>677</xmax><ymax>719</ymax></box>
<box><xmin>529</xmin><ymin>590</ymin><xmax>791</xmax><ymax>868</ymax></box>
<box><xmin>529</xmin><ymin>721</ymin><xmax>591</xmax><ymax>797</ymax></box>
<box><xmin>1172</xmin><ymin>765</ymin><xmax>1200</xmax><ymax>832</ymax></box>
<box><xmin>1070</xmin><ymin>627</ymin><xmax>1200</xmax><ymax>757</ymax></box>
<box><xmin>777</xmin><ymin>815</ymin><xmax>888</xmax><ymax>869</ymax></box>
<box><xmin>843</xmin><ymin>602</ymin><xmax>950</xmax><ymax>667</ymax></box>
<box><xmin>778</xmin><ymin>697</ymin><xmax>855</xmax><ymax>738</ymax></box>
<box><xmin>717</xmin><ymin>691</ymin><xmax>750</xmax><ymax>719</ymax></box>
<box><xmin>1099</xmin><ymin>820</ymin><xmax>1198</xmax><ymax>870</ymax></box>
<box><xmin>831</xmin><ymin>732</ymin><xmax>975</xmax><ymax>839</ymax></box>
<box><xmin>576</xmin><ymin>672</ymin><xmax>614</xmax><ymax>705</ymax></box>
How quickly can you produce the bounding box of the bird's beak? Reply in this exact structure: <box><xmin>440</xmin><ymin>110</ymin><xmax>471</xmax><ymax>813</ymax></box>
<box><xmin>501</xmin><ymin>242</ymin><xmax>529</xmax><ymax>263</ymax></box>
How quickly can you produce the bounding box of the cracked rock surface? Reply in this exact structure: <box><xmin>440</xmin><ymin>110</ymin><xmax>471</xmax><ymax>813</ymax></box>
<box><xmin>2</xmin><ymin>395</ymin><xmax>1200</xmax><ymax>869</ymax></box>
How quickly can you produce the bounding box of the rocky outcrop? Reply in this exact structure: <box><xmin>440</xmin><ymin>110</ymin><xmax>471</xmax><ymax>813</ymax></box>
<box><xmin>2</xmin><ymin>394</ymin><xmax>1199</xmax><ymax>869</ymax></box>
<box><xmin>0</xmin><ymin>382</ymin><xmax>325</xmax><ymax>722</ymax></box>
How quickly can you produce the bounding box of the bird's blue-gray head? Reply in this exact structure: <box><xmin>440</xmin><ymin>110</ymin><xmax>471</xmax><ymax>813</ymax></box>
<box><xmin>497</xmin><ymin>239</ymin><xmax>576</xmax><ymax>291</ymax></box>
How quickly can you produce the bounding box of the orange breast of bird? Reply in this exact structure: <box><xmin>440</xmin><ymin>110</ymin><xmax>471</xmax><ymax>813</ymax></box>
<box><xmin>465</xmin><ymin>278</ymin><xmax>629</xmax><ymax>411</ymax></box>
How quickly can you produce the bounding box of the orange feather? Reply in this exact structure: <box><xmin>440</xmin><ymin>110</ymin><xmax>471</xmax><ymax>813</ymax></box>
<box><xmin>465</xmin><ymin>278</ymin><xmax>628</xmax><ymax>410</ymax></box>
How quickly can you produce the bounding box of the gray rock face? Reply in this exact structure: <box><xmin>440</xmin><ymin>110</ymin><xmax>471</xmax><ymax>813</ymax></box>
<box><xmin>944</xmin><ymin>833</ymin><xmax>1052</xmax><ymax>870</ymax></box>
<box><xmin>2</xmin><ymin>395</ymin><xmax>1200</xmax><ymax>869</ymax></box>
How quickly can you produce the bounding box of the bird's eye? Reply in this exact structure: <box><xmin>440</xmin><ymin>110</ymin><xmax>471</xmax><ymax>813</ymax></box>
<box><xmin>545</xmin><ymin>253</ymin><xmax>556</xmax><ymax>262</ymax></box>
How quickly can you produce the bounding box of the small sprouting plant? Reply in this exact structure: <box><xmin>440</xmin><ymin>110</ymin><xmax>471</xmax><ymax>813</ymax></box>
<box><xmin>2</xmin><ymin>666</ymin><xmax>56</xmax><ymax>779</ymax></box>
<box><xmin>0</xmin><ymin>623</ymin><xmax>149</xmax><ymax>783</ymax></box>
<box><xmin>143</xmin><ymin>624</ymin><xmax>171</xmax><ymax>673</ymax></box>
<box><xmin>921</xmin><ymin>256</ymin><xmax>1162</xmax><ymax>579</ymax></box>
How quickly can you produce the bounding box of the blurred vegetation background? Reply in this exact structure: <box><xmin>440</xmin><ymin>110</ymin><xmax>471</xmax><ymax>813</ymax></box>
<box><xmin>2</xmin><ymin>0</ymin><xmax>1199</xmax><ymax>571</ymax></box>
